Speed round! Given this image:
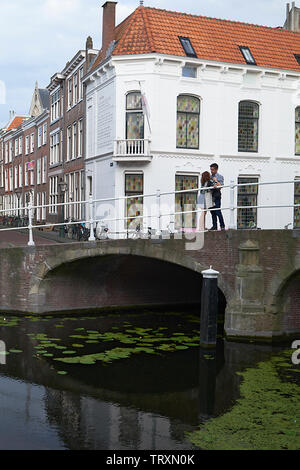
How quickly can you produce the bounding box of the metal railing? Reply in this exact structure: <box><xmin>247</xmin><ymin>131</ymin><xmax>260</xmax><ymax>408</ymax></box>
<box><xmin>0</xmin><ymin>179</ymin><xmax>299</xmax><ymax>246</ymax></box>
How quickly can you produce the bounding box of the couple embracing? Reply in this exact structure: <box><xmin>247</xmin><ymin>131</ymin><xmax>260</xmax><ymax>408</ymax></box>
<box><xmin>198</xmin><ymin>163</ymin><xmax>225</xmax><ymax>232</ymax></box>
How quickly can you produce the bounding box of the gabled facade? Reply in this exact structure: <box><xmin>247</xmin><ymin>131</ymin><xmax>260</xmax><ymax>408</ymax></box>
<box><xmin>0</xmin><ymin>82</ymin><xmax>49</xmax><ymax>219</ymax></box>
<box><xmin>46</xmin><ymin>39</ymin><xmax>98</xmax><ymax>224</ymax></box>
<box><xmin>84</xmin><ymin>2</ymin><xmax>300</xmax><ymax>233</ymax></box>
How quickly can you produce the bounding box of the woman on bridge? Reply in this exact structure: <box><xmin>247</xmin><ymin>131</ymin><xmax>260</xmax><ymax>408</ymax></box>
<box><xmin>198</xmin><ymin>171</ymin><xmax>214</xmax><ymax>232</ymax></box>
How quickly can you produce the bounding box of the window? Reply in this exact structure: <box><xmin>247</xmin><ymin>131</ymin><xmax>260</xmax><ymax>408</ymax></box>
<box><xmin>50</xmin><ymin>131</ymin><xmax>60</xmax><ymax>165</ymax></box>
<box><xmin>177</xmin><ymin>95</ymin><xmax>200</xmax><ymax>149</ymax></box>
<box><xmin>237</xmin><ymin>177</ymin><xmax>259</xmax><ymax>229</ymax></box>
<box><xmin>37</xmin><ymin>158</ymin><xmax>41</xmax><ymax>185</ymax></box>
<box><xmin>36</xmin><ymin>193</ymin><xmax>41</xmax><ymax>222</ymax></box>
<box><xmin>42</xmin><ymin>192</ymin><xmax>46</xmax><ymax>220</ymax></box>
<box><xmin>25</xmin><ymin>136</ymin><xmax>29</xmax><ymax>155</ymax></box>
<box><xmin>72</xmin><ymin>122</ymin><xmax>77</xmax><ymax>158</ymax></box>
<box><xmin>73</xmin><ymin>73</ymin><xmax>78</xmax><ymax>106</ymax></box>
<box><xmin>43</xmin><ymin>123</ymin><xmax>47</xmax><ymax>145</ymax></box>
<box><xmin>294</xmin><ymin>54</ymin><xmax>300</xmax><ymax>66</ymax></box>
<box><xmin>67</xmin><ymin>126</ymin><xmax>71</xmax><ymax>161</ymax></box>
<box><xmin>42</xmin><ymin>156</ymin><xmax>47</xmax><ymax>184</ymax></box>
<box><xmin>19</xmin><ymin>137</ymin><xmax>22</xmax><ymax>155</ymax></box>
<box><xmin>25</xmin><ymin>163</ymin><xmax>28</xmax><ymax>186</ymax></box>
<box><xmin>179</xmin><ymin>37</ymin><xmax>197</xmax><ymax>58</ymax></box>
<box><xmin>15</xmin><ymin>139</ymin><xmax>18</xmax><ymax>156</ymax></box>
<box><xmin>51</xmin><ymin>90</ymin><xmax>60</xmax><ymax>122</ymax></box>
<box><xmin>175</xmin><ymin>175</ymin><xmax>198</xmax><ymax>229</ymax></box>
<box><xmin>182</xmin><ymin>65</ymin><xmax>197</xmax><ymax>78</ymax></box>
<box><xmin>239</xmin><ymin>46</ymin><xmax>256</xmax><ymax>65</ymax></box>
<box><xmin>126</xmin><ymin>92</ymin><xmax>144</xmax><ymax>141</ymax></box>
<box><xmin>79</xmin><ymin>67</ymin><xmax>84</xmax><ymax>100</ymax></box>
<box><xmin>38</xmin><ymin>126</ymin><xmax>42</xmax><ymax>147</ymax></box>
<box><xmin>238</xmin><ymin>101</ymin><xmax>259</xmax><ymax>152</ymax></box>
<box><xmin>14</xmin><ymin>166</ymin><xmax>18</xmax><ymax>189</ymax></box>
<box><xmin>125</xmin><ymin>174</ymin><xmax>144</xmax><ymax>229</ymax></box>
<box><xmin>30</xmin><ymin>166</ymin><xmax>34</xmax><ymax>186</ymax></box>
<box><xmin>78</xmin><ymin>119</ymin><xmax>83</xmax><ymax>157</ymax></box>
<box><xmin>9</xmin><ymin>141</ymin><xmax>13</xmax><ymax>161</ymax></box>
<box><xmin>49</xmin><ymin>176</ymin><xmax>58</xmax><ymax>213</ymax></box>
<box><xmin>30</xmin><ymin>133</ymin><xmax>35</xmax><ymax>153</ymax></box>
<box><xmin>9</xmin><ymin>167</ymin><xmax>13</xmax><ymax>191</ymax></box>
<box><xmin>295</xmin><ymin>107</ymin><xmax>300</xmax><ymax>155</ymax></box>
<box><xmin>68</xmin><ymin>79</ymin><xmax>72</xmax><ymax>108</ymax></box>
<box><xmin>5</xmin><ymin>143</ymin><xmax>8</xmax><ymax>163</ymax></box>
<box><xmin>19</xmin><ymin>164</ymin><xmax>22</xmax><ymax>188</ymax></box>
<box><xmin>4</xmin><ymin>169</ymin><xmax>8</xmax><ymax>192</ymax></box>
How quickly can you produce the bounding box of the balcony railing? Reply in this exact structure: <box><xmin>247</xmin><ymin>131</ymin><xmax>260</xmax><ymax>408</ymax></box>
<box><xmin>113</xmin><ymin>139</ymin><xmax>152</xmax><ymax>161</ymax></box>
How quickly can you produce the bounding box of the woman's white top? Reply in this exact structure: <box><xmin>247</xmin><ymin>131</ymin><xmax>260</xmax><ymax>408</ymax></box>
<box><xmin>198</xmin><ymin>182</ymin><xmax>213</xmax><ymax>209</ymax></box>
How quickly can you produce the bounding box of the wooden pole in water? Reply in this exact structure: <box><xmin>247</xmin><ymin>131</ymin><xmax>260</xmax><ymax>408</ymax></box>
<box><xmin>200</xmin><ymin>266</ymin><xmax>219</xmax><ymax>348</ymax></box>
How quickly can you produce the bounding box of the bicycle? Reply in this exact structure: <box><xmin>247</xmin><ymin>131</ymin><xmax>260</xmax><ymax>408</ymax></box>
<box><xmin>127</xmin><ymin>222</ymin><xmax>155</xmax><ymax>239</ymax></box>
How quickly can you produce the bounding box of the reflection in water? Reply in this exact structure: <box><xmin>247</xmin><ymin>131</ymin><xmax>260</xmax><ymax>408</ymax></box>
<box><xmin>0</xmin><ymin>313</ymin><xmax>279</xmax><ymax>450</ymax></box>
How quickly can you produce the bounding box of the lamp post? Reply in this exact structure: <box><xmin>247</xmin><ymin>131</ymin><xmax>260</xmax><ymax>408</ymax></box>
<box><xmin>59</xmin><ymin>180</ymin><xmax>68</xmax><ymax>238</ymax></box>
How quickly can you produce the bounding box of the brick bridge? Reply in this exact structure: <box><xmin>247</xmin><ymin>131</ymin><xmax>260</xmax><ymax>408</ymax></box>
<box><xmin>1</xmin><ymin>230</ymin><xmax>300</xmax><ymax>342</ymax></box>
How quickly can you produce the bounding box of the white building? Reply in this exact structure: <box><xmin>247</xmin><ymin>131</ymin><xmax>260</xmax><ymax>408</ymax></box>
<box><xmin>84</xmin><ymin>2</ymin><xmax>300</xmax><ymax>235</ymax></box>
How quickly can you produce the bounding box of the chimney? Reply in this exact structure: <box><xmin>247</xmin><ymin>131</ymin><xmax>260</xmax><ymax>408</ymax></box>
<box><xmin>102</xmin><ymin>1</ymin><xmax>117</xmax><ymax>55</ymax></box>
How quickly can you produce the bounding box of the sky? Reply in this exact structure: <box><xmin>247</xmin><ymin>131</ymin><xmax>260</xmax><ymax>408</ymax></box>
<box><xmin>0</xmin><ymin>0</ymin><xmax>291</xmax><ymax>128</ymax></box>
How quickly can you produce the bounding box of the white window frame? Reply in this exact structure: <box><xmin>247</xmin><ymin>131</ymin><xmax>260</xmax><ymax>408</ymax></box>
<box><xmin>43</xmin><ymin>123</ymin><xmax>47</xmax><ymax>145</ymax></box>
<box><xmin>14</xmin><ymin>166</ymin><xmax>18</xmax><ymax>189</ymax></box>
<box><xmin>38</xmin><ymin>126</ymin><xmax>42</xmax><ymax>148</ymax></box>
<box><xmin>78</xmin><ymin>119</ymin><xmax>83</xmax><ymax>157</ymax></box>
<box><xmin>19</xmin><ymin>164</ymin><xmax>22</xmax><ymax>188</ymax></box>
<box><xmin>72</xmin><ymin>122</ymin><xmax>77</xmax><ymax>158</ymax></box>
<box><xmin>73</xmin><ymin>73</ymin><xmax>78</xmax><ymax>106</ymax></box>
<box><xmin>25</xmin><ymin>136</ymin><xmax>29</xmax><ymax>155</ymax></box>
<box><xmin>30</xmin><ymin>133</ymin><xmax>35</xmax><ymax>153</ymax></box>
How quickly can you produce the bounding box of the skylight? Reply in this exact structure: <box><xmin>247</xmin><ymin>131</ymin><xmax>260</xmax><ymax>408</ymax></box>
<box><xmin>179</xmin><ymin>37</ymin><xmax>197</xmax><ymax>58</ymax></box>
<box><xmin>239</xmin><ymin>46</ymin><xmax>256</xmax><ymax>65</ymax></box>
<box><xmin>294</xmin><ymin>54</ymin><xmax>300</xmax><ymax>66</ymax></box>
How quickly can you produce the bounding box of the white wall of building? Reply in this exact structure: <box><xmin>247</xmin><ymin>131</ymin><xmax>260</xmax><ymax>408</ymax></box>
<box><xmin>85</xmin><ymin>54</ymin><xmax>300</xmax><ymax>233</ymax></box>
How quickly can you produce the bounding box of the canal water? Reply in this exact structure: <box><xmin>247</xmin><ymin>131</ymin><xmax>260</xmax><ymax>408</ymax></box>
<box><xmin>0</xmin><ymin>310</ymin><xmax>298</xmax><ymax>450</ymax></box>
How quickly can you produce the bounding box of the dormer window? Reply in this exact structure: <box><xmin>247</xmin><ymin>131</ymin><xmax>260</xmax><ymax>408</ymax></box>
<box><xmin>179</xmin><ymin>37</ymin><xmax>197</xmax><ymax>58</ymax></box>
<box><xmin>294</xmin><ymin>54</ymin><xmax>300</xmax><ymax>66</ymax></box>
<box><xmin>239</xmin><ymin>46</ymin><xmax>256</xmax><ymax>65</ymax></box>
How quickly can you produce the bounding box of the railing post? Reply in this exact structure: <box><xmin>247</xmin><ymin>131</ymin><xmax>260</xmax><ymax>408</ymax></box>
<box><xmin>88</xmin><ymin>196</ymin><xmax>96</xmax><ymax>242</ymax></box>
<box><xmin>156</xmin><ymin>189</ymin><xmax>162</xmax><ymax>237</ymax></box>
<box><xmin>228</xmin><ymin>180</ymin><xmax>236</xmax><ymax>230</ymax></box>
<box><xmin>27</xmin><ymin>193</ymin><xmax>35</xmax><ymax>247</ymax></box>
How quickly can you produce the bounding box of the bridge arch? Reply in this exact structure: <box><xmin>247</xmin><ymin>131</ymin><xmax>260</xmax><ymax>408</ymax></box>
<box><xmin>29</xmin><ymin>242</ymin><xmax>230</xmax><ymax>316</ymax></box>
<box><xmin>272</xmin><ymin>268</ymin><xmax>300</xmax><ymax>335</ymax></box>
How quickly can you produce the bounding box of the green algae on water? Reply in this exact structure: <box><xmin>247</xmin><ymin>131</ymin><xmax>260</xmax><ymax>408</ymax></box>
<box><xmin>187</xmin><ymin>350</ymin><xmax>300</xmax><ymax>450</ymax></box>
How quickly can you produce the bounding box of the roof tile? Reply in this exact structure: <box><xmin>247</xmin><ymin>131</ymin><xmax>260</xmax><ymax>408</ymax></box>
<box><xmin>91</xmin><ymin>6</ymin><xmax>300</xmax><ymax>73</ymax></box>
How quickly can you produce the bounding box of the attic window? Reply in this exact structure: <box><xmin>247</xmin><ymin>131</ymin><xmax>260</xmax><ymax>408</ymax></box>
<box><xmin>239</xmin><ymin>46</ymin><xmax>256</xmax><ymax>65</ymax></box>
<box><xmin>179</xmin><ymin>37</ymin><xmax>197</xmax><ymax>58</ymax></box>
<box><xmin>294</xmin><ymin>54</ymin><xmax>300</xmax><ymax>66</ymax></box>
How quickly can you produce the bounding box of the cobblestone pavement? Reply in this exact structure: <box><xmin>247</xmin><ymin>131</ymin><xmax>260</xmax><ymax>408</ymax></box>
<box><xmin>0</xmin><ymin>227</ymin><xmax>73</xmax><ymax>248</ymax></box>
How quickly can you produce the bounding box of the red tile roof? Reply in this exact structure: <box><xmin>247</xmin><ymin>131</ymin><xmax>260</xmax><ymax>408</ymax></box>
<box><xmin>92</xmin><ymin>6</ymin><xmax>300</xmax><ymax>73</ymax></box>
<box><xmin>7</xmin><ymin>116</ymin><xmax>28</xmax><ymax>131</ymax></box>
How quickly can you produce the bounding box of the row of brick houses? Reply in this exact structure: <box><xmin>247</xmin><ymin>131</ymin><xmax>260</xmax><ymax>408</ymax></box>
<box><xmin>0</xmin><ymin>37</ymin><xmax>98</xmax><ymax>226</ymax></box>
